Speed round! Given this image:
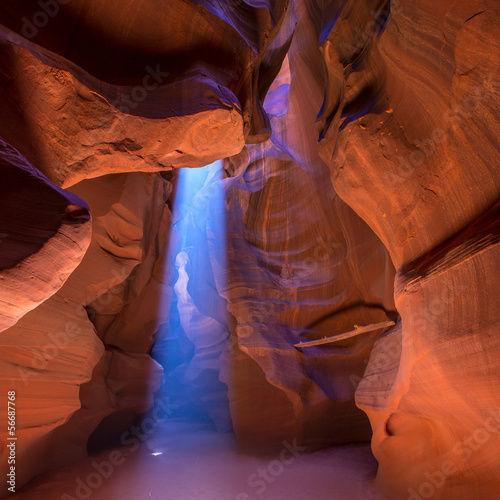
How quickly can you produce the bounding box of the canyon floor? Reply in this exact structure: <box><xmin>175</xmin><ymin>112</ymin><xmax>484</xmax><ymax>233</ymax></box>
<box><xmin>13</xmin><ymin>419</ymin><xmax>383</xmax><ymax>500</ymax></box>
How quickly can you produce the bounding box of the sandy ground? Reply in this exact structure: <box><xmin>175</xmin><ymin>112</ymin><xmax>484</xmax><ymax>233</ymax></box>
<box><xmin>13</xmin><ymin>420</ymin><xmax>387</xmax><ymax>500</ymax></box>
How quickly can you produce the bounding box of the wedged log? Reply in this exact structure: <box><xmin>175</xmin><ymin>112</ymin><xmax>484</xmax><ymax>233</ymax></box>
<box><xmin>0</xmin><ymin>137</ymin><xmax>91</xmax><ymax>332</ymax></box>
<box><xmin>220</xmin><ymin>144</ymin><xmax>396</xmax><ymax>451</ymax></box>
<box><xmin>294</xmin><ymin>321</ymin><xmax>395</xmax><ymax>347</ymax></box>
<box><xmin>217</xmin><ymin>0</ymin><xmax>396</xmax><ymax>451</ymax></box>
<box><xmin>318</xmin><ymin>0</ymin><xmax>500</xmax><ymax>497</ymax></box>
<box><xmin>0</xmin><ymin>0</ymin><xmax>498</xmax><ymax>497</ymax></box>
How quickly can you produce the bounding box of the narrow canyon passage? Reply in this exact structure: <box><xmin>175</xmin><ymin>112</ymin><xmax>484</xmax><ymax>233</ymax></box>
<box><xmin>0</xmin><ymin>1</ymin><xmax>499</xmax><ymax>500</ymax></box>
<box><xmin>11</xmin><ymin>159</ymin><xmax>385</xmax><ymax>500</ymax></box>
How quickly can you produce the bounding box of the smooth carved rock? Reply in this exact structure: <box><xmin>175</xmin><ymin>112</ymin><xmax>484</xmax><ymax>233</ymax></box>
<box><xmin>0</xmin><ymin>42</ymin><xmax>245</xmax><ymax>187</ymax></box>
<box><xmin>318</xmin><ymin>0</ymin><xmax>499</xmax><ymax>267</ymax></box>
<box><xmin>0</xmin><ymin>138</ymin><xmax>91</xmax><ymax>332</ymax></box>
<box><xmin>215</xmin><ymin>0</ymin><xmax>396</xmax><ymax>451</ymax></box>
<box><xmin>0</xmin><ymin>0</ymin><xmax>293</xmax><ymax>187</ymax></box>
<box><xmin>0</xmin><ymin>0</ymin><xmax>498</xmax><ymax>498</ymax></box>
<box><xmin>318</xmin><ymin>0</ymin><xmax>500</xmax><ymax>497</ymax></box>
<box><xmin>220</xmin><ymin>146</ymin><xmax>396</xmax><ymax>451</ymax></box>
<box><xmin>54</xmin><ymin>173</ymin><xmax>171</xmax><ymax>459</ymax></box>
<box><xmin>0</xmin><ymin>173</ymin><xmax>169</xmax><ymax>493</ymax></box>
<box><xmin>0</xmin><ymin>293</ymin><xmax>104</xmax><ymax>495</ymax></box>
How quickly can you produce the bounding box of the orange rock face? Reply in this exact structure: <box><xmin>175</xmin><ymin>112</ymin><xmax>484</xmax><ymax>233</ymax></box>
<box><xmin>0</xmin><ymin>138</ymin><xmax>91</xmax><ymax>332</ymax></box>
<box><xmin>317</xmin><ymin>0</ymin><xmax>500</xmax><ymax>498</ymax></box>
<box><xmin>0</xmin><ymin>0</ymin><xmax>499</xmax><ymax>499</ymax></box>
<box><xmin>0</xmin><ymin>172</ymin><xmax>169</xmax><ymax>491</ymax></box>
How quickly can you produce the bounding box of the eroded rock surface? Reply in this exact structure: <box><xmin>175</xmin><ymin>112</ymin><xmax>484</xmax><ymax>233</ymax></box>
<box><xmin>318</xmin><ymin>0</ymin><xmax>500</xmax><ymax>498</ymax></box>
<box><xmin>216</xmin><ymin>0</ymin><xmax>396</xmax><ymax>451</ymax></box>
<box><xmin>0</xmin><ymin>0</ymin><xmax>499</xmax><ymax>499</ymax></box>
<box><xmin>0</xmin><ymin>173</ymin><xmax>170</xmax><ymax>492</ymax></box>
<box><xmin>0</xmin><ymin>0</ymin><xmax>294</xmax><ymax>186</ymax></box>
<box><xmin>0</xmin><ymin>138</ymin><xmax>91</xmax><ymax>332</ymax></box>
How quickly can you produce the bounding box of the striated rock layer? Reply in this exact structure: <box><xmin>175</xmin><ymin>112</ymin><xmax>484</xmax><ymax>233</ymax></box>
<box><xmin>220</xmin><ymin>144</ymin><xmax>396</xmax><ymax>452</ymax></box>
<box><xmin>0</xmin><ymin>0</ymin><xmax>499</xmax><ymax>498</ymax></box>
<box><xmin>0</xmin><ymin>172</ymin><xmax>170</xmax><ymax>493</ymax></box>
<box><xmin>0</xmin><ymin>42</ymin><xmax>244</xmax><ymax>188</ymax></box>
<box><xmin>0</xmin><ymin>0</ymin><xmax>294</xmax><ymax>186</ymax></box>
<box><xmin>214</xmin><ymin>0</ymin><xmax>396</xmax><ymax>452</ymax></box>
<box><xmin>0</xmin><ymin>138</ymin><xmax>91</xmax><ymax>332</ymax></box>
<box><xmin>317</xmin><ymin>0</ymin><xmax>500</xmax><ymax>498</ymax></box>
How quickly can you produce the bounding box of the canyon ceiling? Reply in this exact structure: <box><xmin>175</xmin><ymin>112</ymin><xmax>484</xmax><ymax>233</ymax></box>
<box><xmin>0</xmin><ymin>0</ymin><xmax>499</xmax><ymax>499</ymax></box>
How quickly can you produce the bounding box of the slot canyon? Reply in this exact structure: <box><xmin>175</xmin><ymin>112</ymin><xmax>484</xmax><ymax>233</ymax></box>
<box><xmin>0</xmin><ymin>0</ymin><xmax>498</xmax><ymax>499</ymax></box>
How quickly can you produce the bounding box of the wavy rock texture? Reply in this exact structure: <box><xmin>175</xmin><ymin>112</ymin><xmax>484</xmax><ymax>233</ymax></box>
<box><xmin>56</xmin><ymin>172</ymin><xmax>171</xmax><ymax>458</ymax></box>
<box><xmin>0</xmin><ymin>288</ymin><xmax>103</xmax><ymax>495</ymax></box>
<box><xmin>214</xmin><ymin>0</ymin><xmax>396</xmax><ymax>452</ymax></box>
<box><xmin>0</xmin><ymin>138</ymin><xmax>91</xmax><ymax>332</ymax></box>
<box><xmin>317</xmin><ymin>0</ymin><xmax>500</xmax><ymax>498</ymax></box>
<box><xmin>0</xmin><ymin>0</ymin><xmax>499</xmax><ymax>498</ymax></box>
<box><xmin>220</xmin><ymin>145</ymin><xmax>396</xmax><ymax>452</ymax></box>
<box><xmin>0</xmin><ymin>0</ymin><xmax>294</xmax><ymax>186</ymax></box>
<box><xmin>0</xmin><ymin>173</ymin><xmax>170</xmax><ymax>493</ymax></box>
<box><xmin>0</xmin><ymin>41</ymin><xmax>244</xmax><ymax>188</ymax></box>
